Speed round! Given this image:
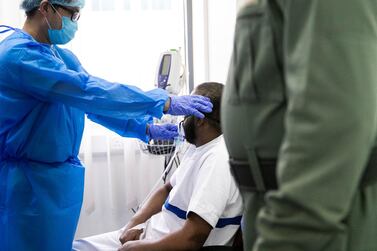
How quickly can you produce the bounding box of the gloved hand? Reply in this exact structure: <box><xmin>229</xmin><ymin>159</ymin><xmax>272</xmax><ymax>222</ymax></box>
<box><xmin>166</xmin><ymin>95</ymin><xmax>213</xmax><ymax>119</ymax></box>
<box><xmin>148</xmin><ymin>123</ymin><xmax>178</xmax><ymax>140</ymax></box>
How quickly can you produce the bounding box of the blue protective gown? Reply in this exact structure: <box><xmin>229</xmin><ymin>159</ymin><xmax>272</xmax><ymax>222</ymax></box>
<box><xmin>0</xmin><ymin>27</ymin><xmax>168</xmax><ymax>251</ymax></box>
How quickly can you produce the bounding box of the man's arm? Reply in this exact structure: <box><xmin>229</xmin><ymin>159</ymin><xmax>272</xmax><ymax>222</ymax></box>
<box><xmin>119</xmin><ymin>182</ymin><xmax>173</xmax><ymax>244</ymax></box>
<box><xmin>119</xmin><ymin>212</ymin><xmax>212</xmax><ymax>251</ymax></box>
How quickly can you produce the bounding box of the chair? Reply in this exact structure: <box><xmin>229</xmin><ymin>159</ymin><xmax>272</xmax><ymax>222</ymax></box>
<box><xmin>200</xmin><ymin>227</ymin><xmax>243</xmax><ymax>251</ymax></box>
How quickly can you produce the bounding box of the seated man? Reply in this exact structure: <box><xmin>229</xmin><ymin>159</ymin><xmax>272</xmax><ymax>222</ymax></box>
<box><xmin>73</xmin><ymin>82</ymin><xmax>243</xmax><ymax>251</ymax></box>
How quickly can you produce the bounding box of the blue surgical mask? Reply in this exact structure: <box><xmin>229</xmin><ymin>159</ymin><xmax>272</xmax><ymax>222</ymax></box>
<box><xmin>45</xmin><ymin>7</ymin><xmax>78</xmax><ymax>45</ymax></box>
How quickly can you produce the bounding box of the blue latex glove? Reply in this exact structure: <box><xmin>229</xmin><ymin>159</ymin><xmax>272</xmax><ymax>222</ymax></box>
<box><xmin>167</xmin><ymin>95</ymin><xmax>213</xmax><ymax>119</ymax></box>
<box><xmin>148</xmin><ymin>123</ymin><xmax>178</xmax><ymax>140</ymax></box>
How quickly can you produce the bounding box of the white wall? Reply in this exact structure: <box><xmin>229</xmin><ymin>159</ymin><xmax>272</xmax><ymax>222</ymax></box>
<box><xmin>0</xmin><ymin>1</ymin><xmax>24</xmax><ymax>27</ymax></box>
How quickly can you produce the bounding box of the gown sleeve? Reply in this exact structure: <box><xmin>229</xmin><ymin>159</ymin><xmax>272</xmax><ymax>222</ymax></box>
<box><xmin>5</xmin><ymin>42</ymin><xmax>168</xmax><ymax>120</ymax></box>
<box><xmin>86</xmin><ymin>113</ymin><xmax>153</xmax><ymax>142</ymax></box>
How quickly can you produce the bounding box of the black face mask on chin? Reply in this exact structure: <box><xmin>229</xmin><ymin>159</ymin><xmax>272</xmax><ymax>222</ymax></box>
<box><xmin>182</xmin><ymin>116</ymin><xmax>196</xmax><ymax>145</ymax></box>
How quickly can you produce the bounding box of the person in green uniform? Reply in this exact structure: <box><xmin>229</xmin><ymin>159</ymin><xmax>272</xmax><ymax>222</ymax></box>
<box><xmin>221</xmin><ymin>0</ymin><xmax>377</xmax><ymax>250</ymax></box>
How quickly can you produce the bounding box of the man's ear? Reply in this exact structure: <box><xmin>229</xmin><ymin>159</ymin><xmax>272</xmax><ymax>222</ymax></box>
<box><xmin>39</xmin><ymin>1</ymin><xmax>50</xmax><ymax>16</ymax></box>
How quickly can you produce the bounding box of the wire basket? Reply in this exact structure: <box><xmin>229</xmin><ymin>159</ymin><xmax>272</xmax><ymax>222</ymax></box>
<box><xmin>139</xmin><ymin>139</ymin><xmax>176</xmax><ymax>156</ymax></box>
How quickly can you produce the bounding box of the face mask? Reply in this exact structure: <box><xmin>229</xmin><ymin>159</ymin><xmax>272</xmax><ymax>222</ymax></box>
<box><xmin>182</xmin><ymin>116</ymin><xmax>197</xmax><ymax>145</ymax></box>
<box><xmin>45</xmin><ymin>6</ymin><xmax>78</xmax><ymax>45</ymax></box>
<box><xmin>177</xmin><ymin>121</ymin><xmax>186</xmax><ymax>143</ymax></box>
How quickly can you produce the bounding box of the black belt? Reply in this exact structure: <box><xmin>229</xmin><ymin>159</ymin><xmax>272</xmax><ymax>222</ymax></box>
<box><xmin>230</xmin><ymin>148</ymin><xmax>377</xmax><ymax>192</ymax></box>
<box><xmin>230</xmin><ymin>158</ymin><xmax>277</xmax><ymax>192</ymax></box>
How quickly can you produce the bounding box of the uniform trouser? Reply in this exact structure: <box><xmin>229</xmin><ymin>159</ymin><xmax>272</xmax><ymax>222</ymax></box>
<box><xmin>0</xmin><ymin>159</ymin><xmax>84</xmax><ymax>251</ymax></box>
<box><xmin>232</xmin><ymin>185</ymin><xmax>377</xmax><ymax>251</ymax></box>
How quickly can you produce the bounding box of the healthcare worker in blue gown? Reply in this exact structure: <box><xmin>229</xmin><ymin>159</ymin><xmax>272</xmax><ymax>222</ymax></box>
<box><xmin>0</xmin><ymin>0</ymin><xmax>213</xmax><ymax>250</ymax></box>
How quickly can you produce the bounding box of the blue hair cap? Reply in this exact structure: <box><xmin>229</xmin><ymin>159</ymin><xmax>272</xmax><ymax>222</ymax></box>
<box><xmin>20</xmin><ymin>0</ymin><xmax>85</xmax><ymax>11</ymax></box>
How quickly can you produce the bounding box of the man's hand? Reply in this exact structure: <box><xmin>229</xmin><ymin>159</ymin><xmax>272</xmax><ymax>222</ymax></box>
<box><xmin>118</xmin><ymin>240</ymin><xmax>152</xmax><ymax>251</ymax></box>
<box><xmin>118</xmin><ymin>212</ymin><xmax>212</xmax><ymax>251</ymax></box>
<box><xmin>119</xmin><ymin>228</ymin><xmax>143</xmax><ymax>245</ymax></box>
<box><xmin>119</xmin><ymin>183</ymin><xmax>172</xmax><ymax>246</ymax></box>
<box><xmin>118</xmin><ymin>240</ymin><xmax>139</xmax><ymax>251</ymax></box>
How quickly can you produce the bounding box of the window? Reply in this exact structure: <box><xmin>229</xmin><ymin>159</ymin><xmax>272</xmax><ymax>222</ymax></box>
<box><xmin>192</xmin><ymin>0</ymin><xmax>236</xmax><ymax>84</ymax></box>
<box><xmin>123</xmin><ymin>0</ymin><xmax>131</xmax><ymax>10</ymax></box>
<box><xmin>92</xmin><ymin>0</ymin><xmax>116</xmax><ymax>11</ymax></box>
<box><xmin>67</xmin><ymin>0</ymin><xmax>184</xmax><ymax>91</ymax></box>
<box><xmin>141</xmin><ymin>0</ymin><xmax>172</xmax><ymax>10</ymax></box>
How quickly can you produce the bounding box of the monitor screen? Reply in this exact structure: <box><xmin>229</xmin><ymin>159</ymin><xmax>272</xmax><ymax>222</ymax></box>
<box><xmin>161</xmin><ymin>55</ymin><xmax>171</xmax><ymax>75</ymax></box>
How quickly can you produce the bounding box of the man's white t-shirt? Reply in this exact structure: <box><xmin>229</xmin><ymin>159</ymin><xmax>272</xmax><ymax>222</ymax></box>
<box><xmin>73</xmin><ymin>135</ymin><xmax>243</xmax><ymax>250</ymax></box>
<box><xmin>144</xmin><ymin>135</ymin><xmax>243</xmax><ymax>246</ymax></box>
